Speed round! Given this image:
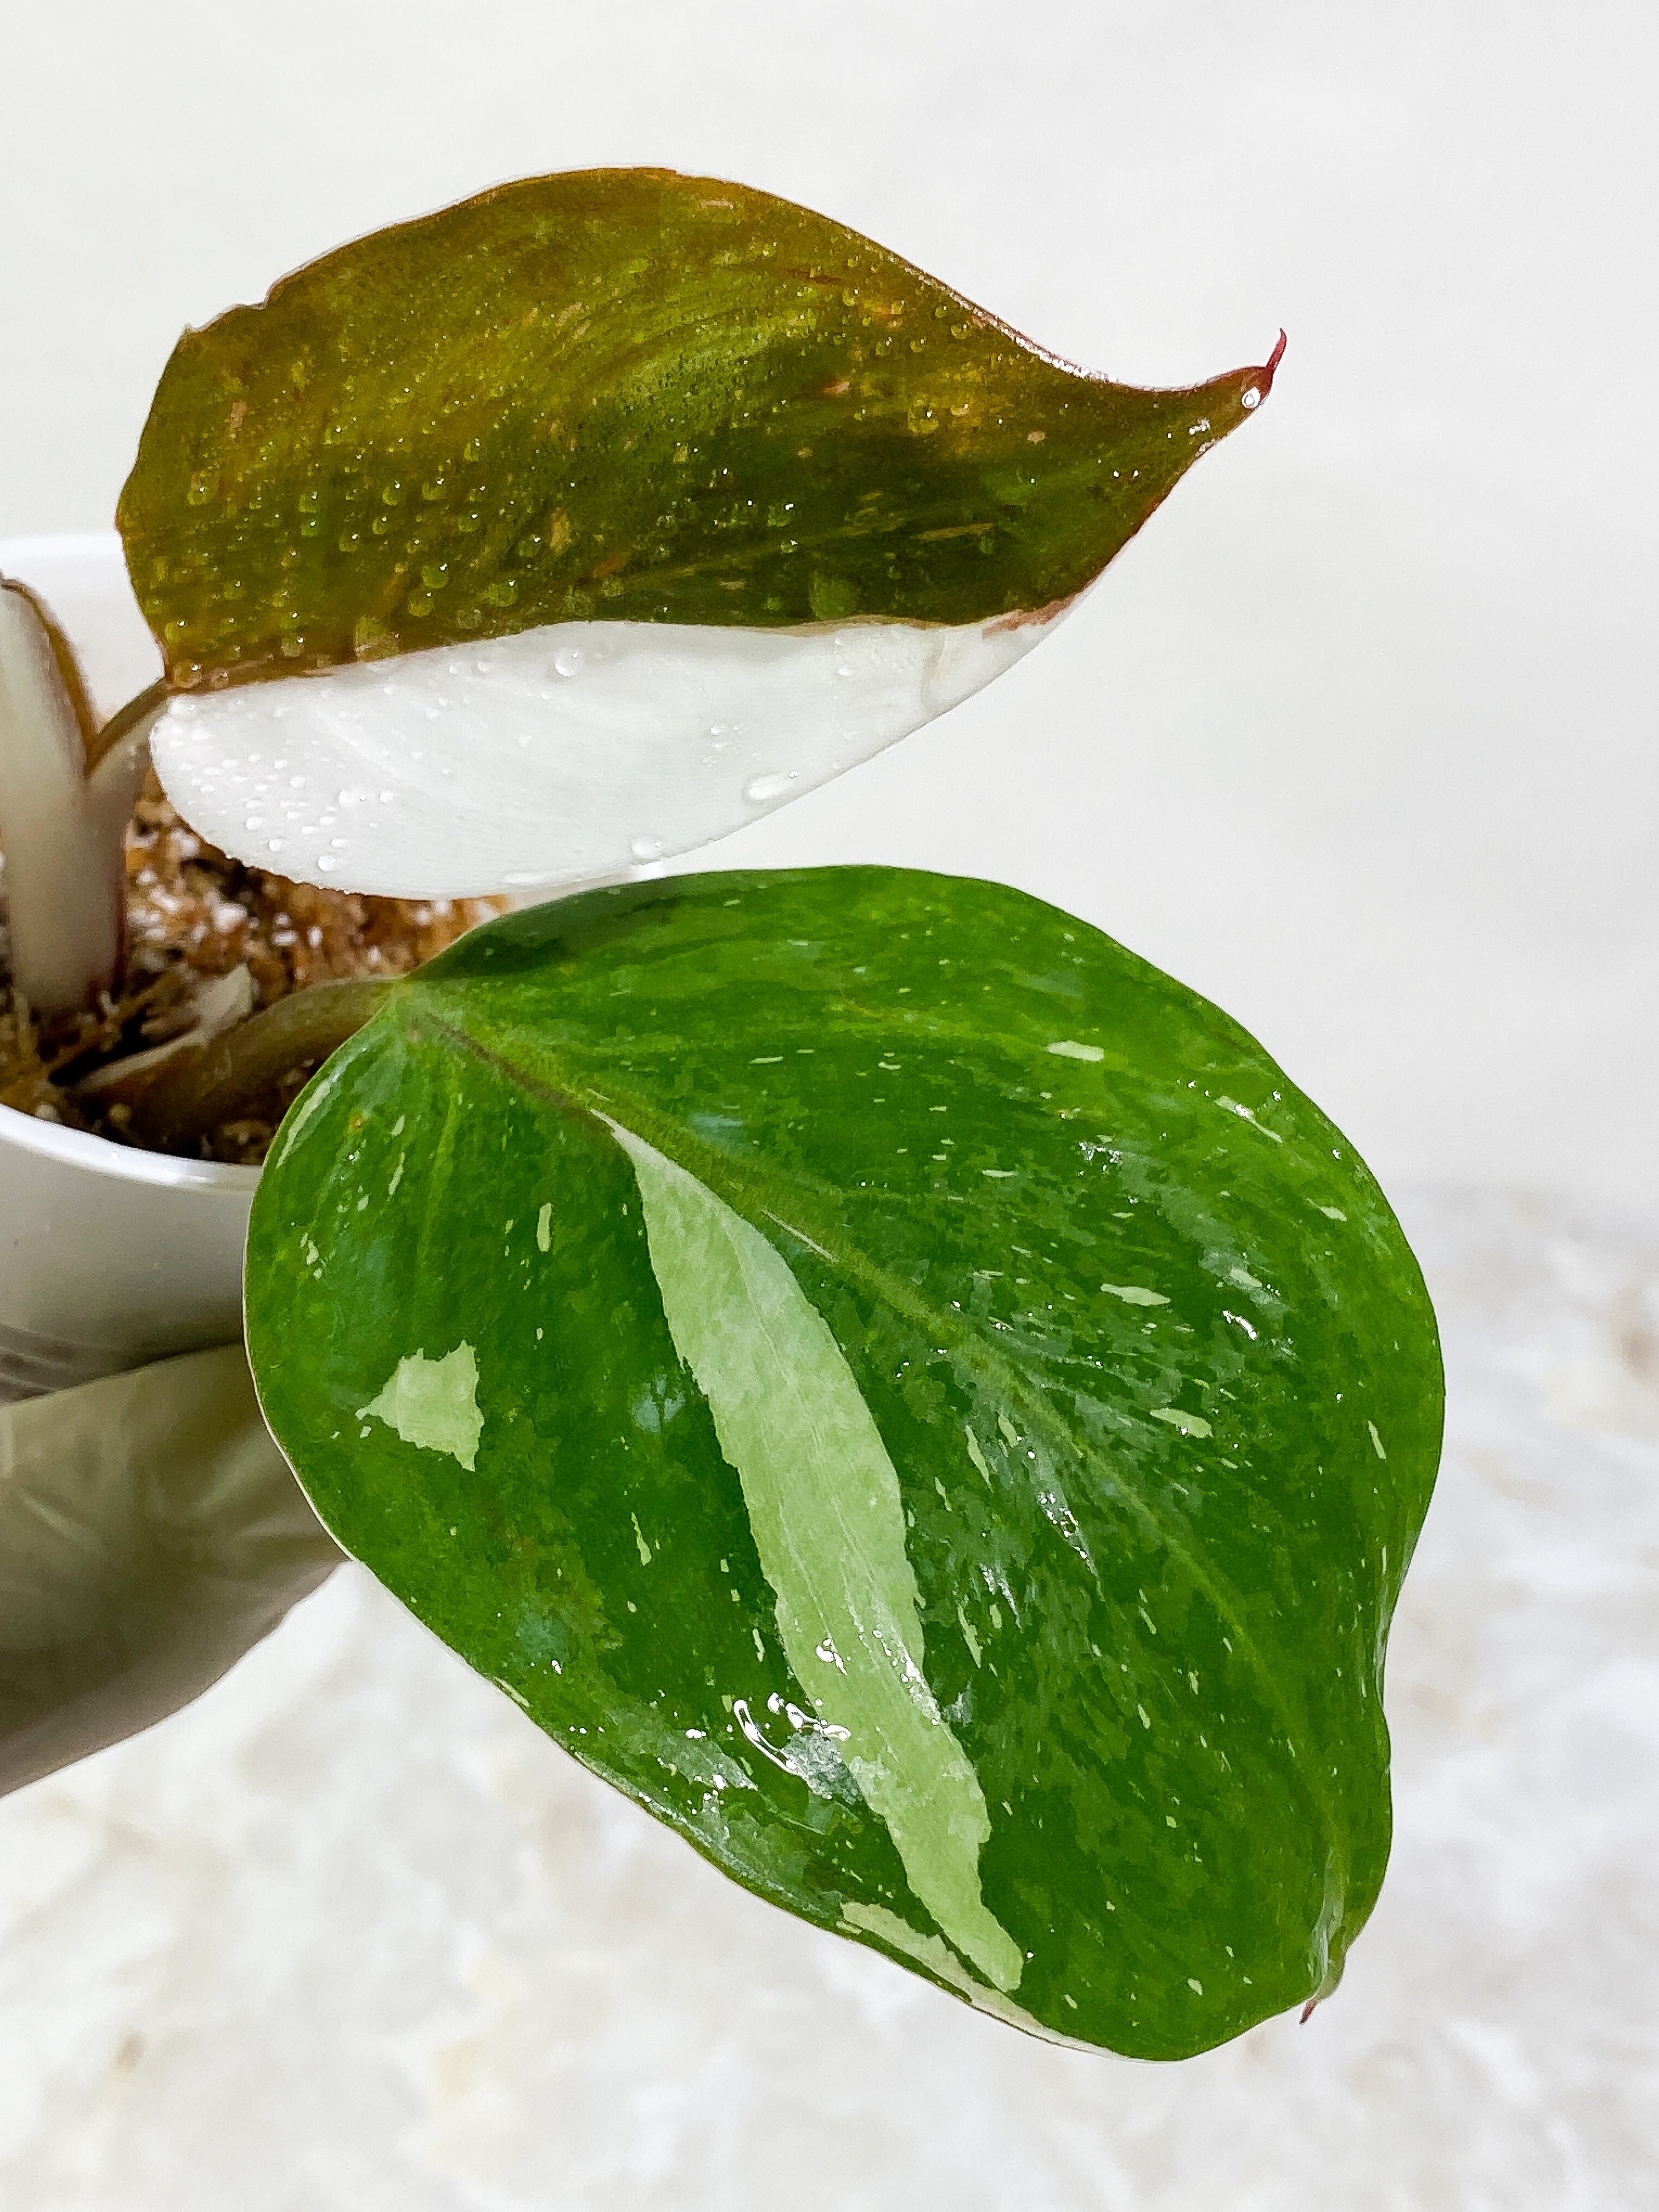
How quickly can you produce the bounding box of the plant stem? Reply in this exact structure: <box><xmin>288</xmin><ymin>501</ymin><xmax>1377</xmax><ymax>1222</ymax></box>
<box><xmin>84</xmin><ymin>680</ymin><xmax>168</xmax><ymax>775</ymax></box>
<box><xmin>129</xmin><ymin>976</ymin><xmax>396</xmax><ymax>1153</ymax></box>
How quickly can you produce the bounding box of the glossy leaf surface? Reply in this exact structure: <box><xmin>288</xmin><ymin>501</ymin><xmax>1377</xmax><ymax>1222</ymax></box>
<box><xmin>245</xmin><ymin>871</ymin><xmax>1440</xmax><ymax>2057</ymax></box>
<box><xmin>120</xmin><ymin>169</ymin><xmax>1279</xmax><ymax>690</ymax></box>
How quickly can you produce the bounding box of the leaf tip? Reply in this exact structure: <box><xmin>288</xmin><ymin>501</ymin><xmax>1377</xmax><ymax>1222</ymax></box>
<box><xmin>1240</xmin><ymin>330</ymin><xmax>1288</xmax><ymax>414</ymax></box>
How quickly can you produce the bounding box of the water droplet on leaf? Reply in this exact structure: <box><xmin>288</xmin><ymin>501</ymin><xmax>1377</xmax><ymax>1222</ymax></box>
<box><xmin>744</xmin><ymin>773</ymin><xmax>793</xmax><ymax>803</ymax></box>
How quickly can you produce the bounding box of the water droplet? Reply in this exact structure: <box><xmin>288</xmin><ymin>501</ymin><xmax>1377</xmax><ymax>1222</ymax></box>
<box><xmin>317</xmin><ymin>856</ymin><xmax>337</xmax><ymax>872</ymax></box>
<box><xmin>553</xmin><ymin>646</ymin><xmax>584</xmax><ymax>677</ymax></box>
<box><xmin>744</xmin><ymin>773</ymin><xmax>793</xmax><ymax>803</ymax></box>
<box><xmin>267</xmin><ymin>839</ymin><xmax>285</xmax><ymax>853</ymax></box>
<box><xmin>1241</xmin><ymin>387</ymin><xmax>1261</xmax><ymax>410</ymax></box>
<box><xmin>630</xmin><ymin>837</ymin><xmax>665</xmax><ymax>861</ymax></box>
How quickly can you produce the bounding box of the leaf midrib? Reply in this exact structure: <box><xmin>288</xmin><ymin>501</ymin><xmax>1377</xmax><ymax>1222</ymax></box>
<box><xmin>407</xmin><ymin>991</ymin><xmax>1347</xmax><ymax>1884</ymax></box>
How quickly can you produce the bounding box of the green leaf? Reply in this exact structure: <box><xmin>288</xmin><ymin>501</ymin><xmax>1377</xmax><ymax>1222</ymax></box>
<box><xmin>0</xmin><ymin>1346</ymin><xmax>341</xmax><ymax>1796</ymax></box>
<box><xmin>120</xmin><ymin>170</ymin><xmax>1278</xmax><ymax>688</ymax></box>
<box><xmin>244</xmin><ymin>871</ymin><xmax>1440</xmax><ymax>2058</ymax></box>
<box><xmin>116</xmin><ymin>171</ymin><xmax>1281</xmax><ymax>900</ymax></box>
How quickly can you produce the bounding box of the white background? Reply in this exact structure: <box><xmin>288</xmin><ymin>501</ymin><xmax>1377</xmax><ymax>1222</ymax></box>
<box><xmin>2</xmin><ymin>0</ymin><xmax>1654</xmax><ymax>1223</ymax></box>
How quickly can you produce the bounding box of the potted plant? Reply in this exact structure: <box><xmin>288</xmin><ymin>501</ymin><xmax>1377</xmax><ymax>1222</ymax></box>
<box><xmin>0</xmin><ymin>170</ymin><xmax>1441</xmax><ymax>2060</ymax></box>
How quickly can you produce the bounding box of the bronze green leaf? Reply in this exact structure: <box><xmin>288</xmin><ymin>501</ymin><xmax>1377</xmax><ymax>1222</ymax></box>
<box><xmin>119</xmin><ymin>169</ymin><xmax>1281</xmax><ymax>690</ymax></box>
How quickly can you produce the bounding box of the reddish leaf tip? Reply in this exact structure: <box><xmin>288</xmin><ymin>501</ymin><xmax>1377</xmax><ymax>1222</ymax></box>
<box><xmin>1243</xmin><ymin>330</ymin><xmax>1288</xmax><ymax>415</ymax></box>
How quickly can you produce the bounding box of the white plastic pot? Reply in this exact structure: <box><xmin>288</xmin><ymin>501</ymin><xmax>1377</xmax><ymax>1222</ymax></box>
<box><xmin>0</xmin><ymin>1108</ymin><xmax>257</xmax><ymax>1401</ymax></box>
<box><xmin>0</xmin><ymin>535</ymin><xmax>258</xmax><ymax>1403</ymax></box>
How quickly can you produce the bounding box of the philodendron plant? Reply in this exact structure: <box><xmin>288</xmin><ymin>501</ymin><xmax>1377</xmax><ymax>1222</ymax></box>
<box><xmin>0</xmin><ymin>171</ymin><xmax>1442</xmax><ymax>2062</ymax></box>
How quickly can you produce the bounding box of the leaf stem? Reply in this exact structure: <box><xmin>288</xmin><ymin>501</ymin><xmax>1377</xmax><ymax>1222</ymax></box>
<box><xmin>84</xmin><ymin>679</ymin><xmax>169</xmax><ymax>775</ymax></box>
<box><xmin>129</xmin><ymin>976</ymin><xmax>395</xmax><ymax>1153</ymax></box>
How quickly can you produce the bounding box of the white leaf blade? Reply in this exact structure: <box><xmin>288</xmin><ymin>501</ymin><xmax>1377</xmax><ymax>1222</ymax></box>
<box><xmin>150</xmin><ymin>613</ymin><xmax>1051</xmax><ymax>898</ymax></box>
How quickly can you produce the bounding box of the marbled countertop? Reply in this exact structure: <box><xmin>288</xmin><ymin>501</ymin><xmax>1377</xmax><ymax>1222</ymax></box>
<box><xmin>1</xmin><ymin>1188</ymin><xmax>1654</xmax><ymax>2208</ymax></box>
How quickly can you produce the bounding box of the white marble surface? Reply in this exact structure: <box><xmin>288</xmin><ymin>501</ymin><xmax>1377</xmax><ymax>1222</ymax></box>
<box><xmin>0</xmin><ymin>1186</ymin><xmax>1653</xmax><ymax>2207</ymax></box>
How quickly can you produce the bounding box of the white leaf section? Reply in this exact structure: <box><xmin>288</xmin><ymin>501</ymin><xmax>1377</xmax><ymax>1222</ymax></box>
<box><xmin>608</xmin><ymin>1120</ymin><xmax>1024</xmax><ymax>1994</ymax></box>
<box><xmin>149</xmin><ymin>613</ymin><xmax>1054</xmax><ymax>899</ymax></box>
<box><xmin>0</xmin><ymin>584</ymin><xmax>122</xmax><ymax>1011</ymax></box>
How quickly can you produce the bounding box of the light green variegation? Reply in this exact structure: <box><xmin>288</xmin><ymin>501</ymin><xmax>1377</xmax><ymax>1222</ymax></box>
<box><xmin>245</xmin><ymin>869</ymin><xmax>1443</xmax><ymax>2060</ymax></box>
<box><xmin>613</xmin><ymin>1122</ymin><xmax>1022</xmax><ymax>1994</ymax></box>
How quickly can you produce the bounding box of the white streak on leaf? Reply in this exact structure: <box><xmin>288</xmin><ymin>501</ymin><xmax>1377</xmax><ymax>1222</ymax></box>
<box><xmin>1150</xmin><ymin>1406</ymin><xmax>1212</xmax><ymax>1440</ymax></box>
<box><xmin>610</xmin><ymin>1121</ymin><xmax>1022</xmax><ymax>1992</ymax></box>
<box><xmin>839</xmin><ymin>1903</ymin><xmax>1053</xmax><ymax>2039</ymax></box>
<box><xmin>271</xmin><ymin>1070</ymin><xmax>340</xmax><ymax>1170</ymax></box>
<box><xmin>1217</xmin><ymin>1097</ymin><xmax>1284</xmax><ymax>1144</ymax></box>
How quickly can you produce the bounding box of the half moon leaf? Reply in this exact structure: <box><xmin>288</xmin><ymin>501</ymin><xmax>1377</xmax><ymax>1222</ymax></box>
<box><xmin>244</xmin><ymin>868</ymin><xmax>1441</xmax><ymax>2059</ymax></box>
<box><xmin>118</xmin><ymin>169</ymin><xmax>1281</xmax><ymax>895</ymax></box>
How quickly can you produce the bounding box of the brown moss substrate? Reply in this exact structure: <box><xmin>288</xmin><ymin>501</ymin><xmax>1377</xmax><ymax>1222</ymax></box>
<box><xmin>0</xmin><ymin>774</ymin><xmax>501</xmax><ymax>1165</ymax></box>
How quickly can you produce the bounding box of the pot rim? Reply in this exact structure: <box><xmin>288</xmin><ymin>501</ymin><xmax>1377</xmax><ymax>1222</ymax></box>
<box><xmin>0</xmin><ymin>1099</ymin><xmax>260</xmax><ymax>1193</ymax></box>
